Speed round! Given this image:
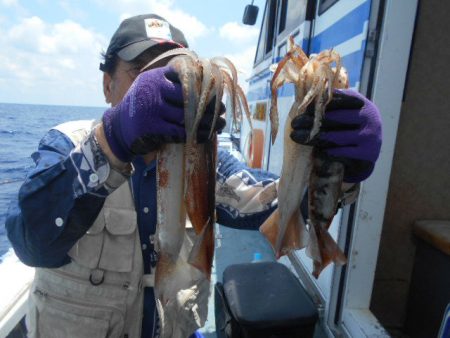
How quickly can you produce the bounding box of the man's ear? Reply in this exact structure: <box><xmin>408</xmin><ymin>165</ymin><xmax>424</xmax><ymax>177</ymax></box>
<box><xmin>103</xmin><ymin>72</ymin><xmax>112</xmax><ymax>104</ymax></box>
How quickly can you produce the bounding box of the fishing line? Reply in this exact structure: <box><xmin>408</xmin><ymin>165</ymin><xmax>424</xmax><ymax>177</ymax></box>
<box><xmin>0</xmin><ymin>179</ymin><xmax>25</xmax><ymax>186</ymax></box>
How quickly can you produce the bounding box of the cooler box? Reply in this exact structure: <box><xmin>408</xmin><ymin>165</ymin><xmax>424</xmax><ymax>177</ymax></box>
<box><xmin>215</xmin><ymin>261</ymin><xmax>318</xmax><ymax>338</ymax></box>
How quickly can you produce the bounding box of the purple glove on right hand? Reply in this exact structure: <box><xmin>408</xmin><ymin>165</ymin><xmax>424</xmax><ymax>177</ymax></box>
<box><xmin>290</xmin><ymin>89</ymin><xmax>382</xmax><ymax>183</ymax></box>
<box><xmin>102</xmin><ymin>65</ymin><xmax>226</xmax><ymax>163</ymax></box>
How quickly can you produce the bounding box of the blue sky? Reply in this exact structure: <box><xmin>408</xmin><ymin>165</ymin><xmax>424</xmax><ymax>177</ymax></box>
<box><xmin>0</xmin><ymin>0</ymin><xmax>263</xmax><ymax>107</ymax></box>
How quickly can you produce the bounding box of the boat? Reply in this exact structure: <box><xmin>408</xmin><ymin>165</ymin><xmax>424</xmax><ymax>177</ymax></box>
<box><xmin>2</xmin><ymin>1</ymin><xmax>450</xmax><ymax>337</ymax></box>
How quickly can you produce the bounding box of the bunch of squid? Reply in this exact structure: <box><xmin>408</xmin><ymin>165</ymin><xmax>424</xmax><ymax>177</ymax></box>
<box><xmin>141</xmin><ymin>50</ymin><xmax>251</xmax><ymax>338</ymax></box>
<box><xmin>260</xmin><ymin>37</ymin><xmax>350</xmax><ymax>278</ymax></box>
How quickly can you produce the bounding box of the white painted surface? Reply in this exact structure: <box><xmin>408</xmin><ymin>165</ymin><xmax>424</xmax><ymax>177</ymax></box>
<box><xmin>343</xmin><ymin>0</ymin><xmax>419</xmax><ymax>311</ymax></box>
<box><xmin>0</xmin><ymin>250</ymin><xmax>34</xmax><ymax>338</ymax></box>
<box><xmin>342</xmin><ymin>309</ymin><xmax>390</xmax><ymax>337</ymax></box>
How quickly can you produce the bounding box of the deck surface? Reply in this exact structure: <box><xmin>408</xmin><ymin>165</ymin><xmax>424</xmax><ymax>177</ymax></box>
<box><xmin>199</xmin><ymin>224</ymin><xmax>327</xmax><ymax>338</ymax></box>
<box><xmin>0</xmin><ymin>226</ymin><xmax>327</xmax><ymax>337</ymax></box>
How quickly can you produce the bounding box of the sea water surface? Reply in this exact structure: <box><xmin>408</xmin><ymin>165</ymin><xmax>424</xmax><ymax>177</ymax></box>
<box><xmin>0</xmin><ymin>102</ymin><xmax>105</xmax><ymax>262</ymax></box>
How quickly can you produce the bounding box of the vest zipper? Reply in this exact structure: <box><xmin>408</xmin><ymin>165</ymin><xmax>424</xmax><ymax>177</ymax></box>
<box><xmin>33</xmin><ymin>287</ymin><xmax>125</xmax><ymax>317</ymax></box>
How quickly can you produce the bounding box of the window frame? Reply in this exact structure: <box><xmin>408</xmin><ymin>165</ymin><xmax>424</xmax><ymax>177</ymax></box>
<box><xmin>318</xmin><ymin>0</ymin><xmax>340</xmax><ymax>16</ymax></box>
<box><xmin>254</xmin><ymin>0</ymin><xmax>278</xmax><ymax>66</ymax></box>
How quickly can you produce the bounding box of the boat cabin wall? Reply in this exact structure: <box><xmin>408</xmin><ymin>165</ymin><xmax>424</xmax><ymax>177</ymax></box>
<box><xmin>370</xmin><ymin>0</ymin><xmax>450</xmax><ymax>334</ymax></box>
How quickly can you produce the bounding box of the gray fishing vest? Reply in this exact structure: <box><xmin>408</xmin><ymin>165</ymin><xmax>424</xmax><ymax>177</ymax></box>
<box><xmin>25</xmin><ymin>120</ymin><xmax>211</xmax><ymax>338</ymax></box>
<box><xmin>26</xmin><ymin>121</ymin><xmax>147</xmax><ymax>338</ymax></box>
<box><xmin>26</xmin><ymin>181</ymin><xmax>146</xmax><ymax>338</ymax></box>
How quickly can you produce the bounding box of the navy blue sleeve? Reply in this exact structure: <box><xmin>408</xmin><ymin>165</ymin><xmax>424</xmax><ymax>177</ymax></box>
<box><xmin>6</xmin><ymin>128</ymin><xmax>111</xmax><ymax>267</ymax></box>
<box><xmin>215</xmin><ymin>149</ymin><xmax>280</xmax><ymax>230</ymax></box>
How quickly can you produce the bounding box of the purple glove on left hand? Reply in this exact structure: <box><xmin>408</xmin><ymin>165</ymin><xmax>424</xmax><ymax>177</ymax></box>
<box><xmin>290</xmin><ymin>89</ymin><xmax>382</xmax><ymax>183</ymax></box>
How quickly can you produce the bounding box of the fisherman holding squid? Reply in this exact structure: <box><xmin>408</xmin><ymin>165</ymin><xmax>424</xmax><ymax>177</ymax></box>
<box><xmin>5</xmin><ymin>14</ymin><xmax>382</xmax><ymax>338</ymax></box>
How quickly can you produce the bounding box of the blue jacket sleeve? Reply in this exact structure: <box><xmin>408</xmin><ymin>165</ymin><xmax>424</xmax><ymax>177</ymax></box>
<box><xmin>6</xmin><ymin>126</ymin><xmax>112</xmax><ymax>267</ymax></box>
<box><xmin>216</xmin><ymin>149</ymin><xmax>280</xmax><ymax>230</ymax></box>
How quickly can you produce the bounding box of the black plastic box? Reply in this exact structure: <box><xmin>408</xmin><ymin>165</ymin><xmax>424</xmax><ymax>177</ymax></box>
<box><xmin>215</xmin><ymin>261</ymin><xmax>318</xmax><ymax>338</ymax></box>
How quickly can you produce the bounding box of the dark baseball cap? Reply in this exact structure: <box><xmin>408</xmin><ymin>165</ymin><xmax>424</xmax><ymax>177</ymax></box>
<box><xmin>100</xmin><ymin>14</ymin><xmax>188</xmax><ymax>71</ymax></box>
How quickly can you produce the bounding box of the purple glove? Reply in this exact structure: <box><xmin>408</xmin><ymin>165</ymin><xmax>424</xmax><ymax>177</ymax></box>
<box><xmin>103</xmin><ymin>65</ymin><xmax>226</xmax><ymax>162</ymax></box>
<box><xmin>291</xmin><ymin>89</ymin><xmax>382</xmax><ymax>183</ymax></box>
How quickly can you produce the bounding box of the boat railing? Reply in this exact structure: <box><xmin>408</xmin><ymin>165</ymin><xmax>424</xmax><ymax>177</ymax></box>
<box><xmin>0</xmin><ymin>252</ymin><xmax>34</xmax><ymax>338</ymax></box>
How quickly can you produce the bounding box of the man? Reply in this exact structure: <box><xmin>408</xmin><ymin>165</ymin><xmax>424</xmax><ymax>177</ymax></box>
<box><xmin>6</xmin><ymin>14</ymin><xmax>381</xmax><ymax>338</ymax></box>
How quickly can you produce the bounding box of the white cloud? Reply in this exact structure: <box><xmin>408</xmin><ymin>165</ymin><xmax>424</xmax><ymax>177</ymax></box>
<box><xmin>5</xmin><ymin>17</ymin><xmax>100</xmax><ymax>55</ymax></box>
<box><xmin>7</xmin><ymin>16</ymin><xmax>46</xmax><ymax>52</ymax></box>
<box><xmin>96</xmin><ymin>0</ymin><xmax>210</xmax><ymax>44</ymax></box>
<box><xmin>58</xmin><ymin>58</ymin><xmax>76</xmax><ymax>69</ymax></box>
<box><xmin>1</xmin><ymin>0</ymin><xmax>28</xmax><ymax>16</ymax></box>
<box><xmin>219</xmin><ymin>22</ymin><xmax>259</xmax><ymax>45</ymax></box>
<box><xmin>58</xmin><ymin>0</ymin><xmax>88</xmax><ymax>21</ymax></box>
<box><xmin>0</xmin><ymin>1</ymin><xmax>259</xmax><ymax>106</ymax></box>
<box><xmin>0</xmin><ymin>16</ymin><xmax>108</xmax><ymax>106</ymax></box>
<box><xmin>1</xmin><ymin>0</ymin><xmax>18</xmax><ymax>7</ymax></box>
<box><xmin>40</xmin><ymin>20</ymin><xmax>103</xmax><ymax>54</ymax></box>
<box><xmin>3</xmin><ymin>16</ymin><xmax>106</xmax><ymax>64</ymax></box>
<box><xmin>149</xmin><ymin>3</ymin><xmax>209</xmax><ymax>43</ymax></box>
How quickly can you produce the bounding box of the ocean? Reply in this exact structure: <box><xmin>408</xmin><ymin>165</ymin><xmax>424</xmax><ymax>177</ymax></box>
<box><xmin>0</xmin><ymin>102</ymin><xmax>105</xmax><ymax>262</ymax></box>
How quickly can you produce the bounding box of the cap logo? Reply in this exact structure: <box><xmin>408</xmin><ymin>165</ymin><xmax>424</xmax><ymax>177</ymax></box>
<box><xmin>144</xmin><ymin>18</ymin><xmax>172</xmax><ymax>41</ymax></box>
<box><xmin>147</xmin><ymin>20</ymin><xmax>163</xmax><ymax>28</ymax></box>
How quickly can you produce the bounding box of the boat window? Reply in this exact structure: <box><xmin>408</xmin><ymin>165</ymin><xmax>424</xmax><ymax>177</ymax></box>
<box><xmin>254</xmin><ymin>0</ymin><xmax>277</xmax><ymax>64</ymax></box>
<box><xmin>255</xmin><ymin>2</ymin><xmax>269</xmax><ymax>63</ymax></box>
<box><xmin>278</xmin><ymin>0</ymin><xmax>288</xmax><ymax>35</ymax></box>
<box><xmin>265</xmin><ymin>0</ymin><xmax>277</xmax><ymax>54</ymax></box>
<box><xmin>285</xmin><ymin>0</ymin><xmax>307</xmax><ymax>32</ymax></box>
<box><xmin>277</xmin><ymin>1</ymin><xmax>308</xmax><ymax>41</ymax></box>
<box><xmin>319</xmin><ymin>0</ymin><xmax>339</xmax><ymax>15</ymax></box>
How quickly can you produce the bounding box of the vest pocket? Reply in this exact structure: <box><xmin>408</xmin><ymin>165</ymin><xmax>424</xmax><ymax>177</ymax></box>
<box><xmin>38</xmin><ymin>305</ymin><xmax>109</xmax><ymax>338</ymax></box>
<box><xmin>31</xmin><ymin>287</ymin><xmax>124</xmax><ymax>338</ymax></box>
<box><xmin>69</xmin><ymin>207</ymin><xmax>137</xmax><ymax>273</ymax></box>
<box><xmin>99</xmin><ymin>208</ymin><xmax>137</xmax><ymax>272</ymax></box>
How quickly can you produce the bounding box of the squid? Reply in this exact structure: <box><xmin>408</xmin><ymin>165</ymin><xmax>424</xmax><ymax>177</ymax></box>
<box><xmin>260</xmin><ymin>36</ymin><xmax>350</xmax><ymax>278</ymax></box>
<box><xmin>141</xmin><ymin>51</ymin><xmax>250</xmax><ymax>337</ymax></box>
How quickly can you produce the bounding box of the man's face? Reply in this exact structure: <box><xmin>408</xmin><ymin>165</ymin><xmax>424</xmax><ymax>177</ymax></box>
<box><xmin>103</xmin><ymin>59</ymin><xmax>140</xmax><ymax>107</ymax></box>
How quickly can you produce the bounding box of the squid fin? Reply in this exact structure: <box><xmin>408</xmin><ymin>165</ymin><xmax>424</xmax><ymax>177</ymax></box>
<box><xmin>305</xmin><ymin>223</ymin><xmax>321</xmax><ymax>263</ymax></box>
<box><xmin>188</xmin><ymin>219</ymin><xmax>214</xmax><ymax>279</ymax></box>
<box><xmin>308</xmin><ymin>226</ymin><xmax>347</xmax><ymax>279</ymax></box>
<box><xmin>259</xmin><ymin>208</ymin><xmax>280</xmax><ymax>251</ymax></box>
<box><xmin>260</xmin><ymin>208</ymin><xmax>309</xmax><ymax>259</ymax></box>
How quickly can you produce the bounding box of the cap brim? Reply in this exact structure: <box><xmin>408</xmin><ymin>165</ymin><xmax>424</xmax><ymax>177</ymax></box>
<box><xmin>117</xmin><ymin>40</ymin><xmax>158</xmax><ymax>61</ymax></box>
<box><xmin>117</xmin><ymin>39</ymin><xmax>182</xmax><ymax>61</ymax></box>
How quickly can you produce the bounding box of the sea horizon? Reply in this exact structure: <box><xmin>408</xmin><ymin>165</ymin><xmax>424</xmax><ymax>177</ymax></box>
<box><xmin>0</xmin><ymin>100</ymin><xmax>108</xmax><ymax>110</ymax></box>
